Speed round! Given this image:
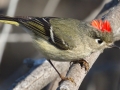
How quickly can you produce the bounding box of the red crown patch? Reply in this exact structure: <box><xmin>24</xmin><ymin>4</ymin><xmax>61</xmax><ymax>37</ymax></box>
<box><xmin>91</xmin><ymin>20</ymin><xmax>111</xmax><ymax>33</ymax></box>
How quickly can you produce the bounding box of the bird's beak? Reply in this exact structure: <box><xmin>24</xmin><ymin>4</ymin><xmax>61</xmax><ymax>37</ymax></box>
<box><xmin>108</xmin><ymin>44</ymin><xmax>120</xmax><ymax>49</ymax></box>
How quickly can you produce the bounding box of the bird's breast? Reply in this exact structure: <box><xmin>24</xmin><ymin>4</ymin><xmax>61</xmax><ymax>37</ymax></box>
<box><xmin>33</xmin><ymin>38</ymin><xmax>92</xmax><ymax>61</ymax></box>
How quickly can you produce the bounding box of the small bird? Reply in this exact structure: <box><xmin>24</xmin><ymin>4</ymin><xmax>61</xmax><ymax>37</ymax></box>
<box><xmin>0</xmin><ymin>15</ymin><xmax>114</xmax><ymax>81</ymax></box>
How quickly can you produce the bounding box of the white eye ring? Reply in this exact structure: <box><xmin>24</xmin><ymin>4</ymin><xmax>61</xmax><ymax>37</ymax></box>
<box><xmin>95</xmin><ymin>38</ymin><xmax>104</xmax><ymax>45</ymax></box>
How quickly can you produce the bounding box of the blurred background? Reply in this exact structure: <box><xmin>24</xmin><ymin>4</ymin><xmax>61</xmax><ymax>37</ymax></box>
<box><xmin>0</xmin><ymin>0</ymin><xmax>120</xmax><ymax>90</ymax></box>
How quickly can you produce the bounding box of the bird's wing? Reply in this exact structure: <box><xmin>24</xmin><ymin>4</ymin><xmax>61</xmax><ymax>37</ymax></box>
<box><xmin>17</xmin><ymin>17</ymin><xmax>81</xmax><ymax>50</ymax></box>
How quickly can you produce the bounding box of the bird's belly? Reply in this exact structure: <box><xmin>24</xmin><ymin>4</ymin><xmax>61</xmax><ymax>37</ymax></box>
<box><xmin>34</xmin><ymin>38</ymin><xmax>92</xmax><ymax>61</ymax></box>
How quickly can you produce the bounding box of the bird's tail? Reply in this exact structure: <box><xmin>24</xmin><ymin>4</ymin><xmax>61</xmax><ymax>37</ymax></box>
<box><xmin>0</xmin><ymin>15</ymin><xmax>19</xmax><ymax>26</ymax></box>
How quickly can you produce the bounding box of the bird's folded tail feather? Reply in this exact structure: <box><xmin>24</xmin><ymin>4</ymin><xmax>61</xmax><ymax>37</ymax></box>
<box><xmin>0</xmin><ymin>15</ymin><xmax>19</xmax><ymax>26</ymax></box>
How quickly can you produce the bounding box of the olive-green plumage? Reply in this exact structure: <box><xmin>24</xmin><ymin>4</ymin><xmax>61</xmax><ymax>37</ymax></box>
<box><xmin>0</xmin><ymin>15</ymin><xmax>113</xmax><ymax>61</ymax></box>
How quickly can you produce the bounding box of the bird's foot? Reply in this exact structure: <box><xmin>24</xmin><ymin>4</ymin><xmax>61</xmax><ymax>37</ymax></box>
<box><xmin>59</xmin><ymin>74</ymin><xmax>75</xmax><ymax>85</ymax></box>
<box><xmin>71</xmin><ymin>59</ymin><xmax>89</xmax><ymax>73</ymax></box>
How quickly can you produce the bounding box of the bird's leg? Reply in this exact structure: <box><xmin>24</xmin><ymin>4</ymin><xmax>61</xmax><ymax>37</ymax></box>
<box><xmin>72</xmin><ymin>59</ymin><xmax>89</xmax><ymax>72</ymax></box>
<box><xmin>48</xmin><ymin>59</ymin><xmax>74</xmax><ymax>82</ymax></box>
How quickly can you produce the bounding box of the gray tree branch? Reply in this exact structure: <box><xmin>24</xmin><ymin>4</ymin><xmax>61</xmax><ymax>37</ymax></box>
<box><xmin>11</xmin><ymin>61</ymin><xmax>70</xmax><ymax>90</ymax></box>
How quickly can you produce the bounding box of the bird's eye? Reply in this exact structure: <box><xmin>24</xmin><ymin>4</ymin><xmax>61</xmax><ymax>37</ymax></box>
<box><xmin>95</xmin><ymin>38</ymin><xmax>103</xmax><ymax>44</ymax></box>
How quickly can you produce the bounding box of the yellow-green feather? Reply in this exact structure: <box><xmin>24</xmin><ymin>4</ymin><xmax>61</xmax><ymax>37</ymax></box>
<box><xmin>0</xmin><ymin>20</ymin><xmax>19</xmax><ymax>26</ymax></box>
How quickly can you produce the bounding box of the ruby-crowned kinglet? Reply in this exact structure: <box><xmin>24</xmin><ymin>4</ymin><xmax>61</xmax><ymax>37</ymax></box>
<box><xmin>0</xmin><ymin>15</ymin><xmax>113</xmax><ymax>81</ymax></box>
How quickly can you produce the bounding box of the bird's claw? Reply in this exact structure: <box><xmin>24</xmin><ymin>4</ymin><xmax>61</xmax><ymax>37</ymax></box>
<box><xmin>72</xmin><ymin>59</ymin><xmax>89</xmax><ymax>73</ymax></box>
<box><xmin>59</xmin><ymin>74</ymin><xmax>76</xmax><ymax>85</ymax></box>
